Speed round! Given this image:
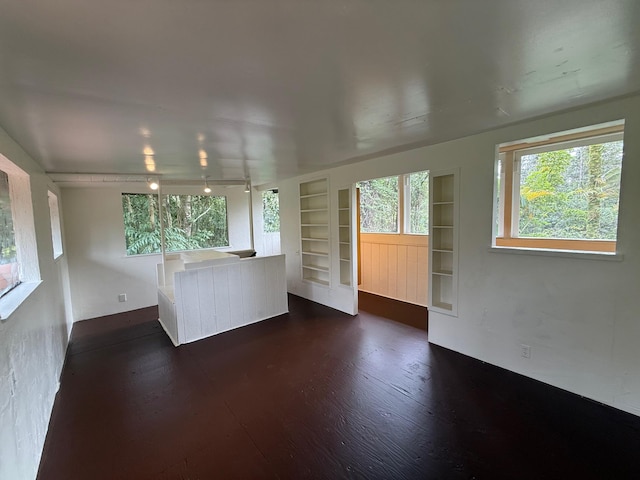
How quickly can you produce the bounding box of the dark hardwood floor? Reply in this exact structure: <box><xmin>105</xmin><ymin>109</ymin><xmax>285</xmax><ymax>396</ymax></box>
<box><xmin>38</xmin><ymin>295</ymin><xmax>640</xmax><ymax>479</ymax></box>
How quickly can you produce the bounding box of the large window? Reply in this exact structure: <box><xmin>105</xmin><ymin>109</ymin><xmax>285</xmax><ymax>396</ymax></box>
<box><xmin>122</xmin><ymin>193</ymin><xmax>229</xmax><ymax>256</ymax></box>
<box><xmin>358</xmin><ymin>171</ymin><xmax>429</xmax><ymax>234</ymax></box>
<box><xmin>494</xmin><ymin>122</ymin><xmax>624</xmax><ymax>253</ymax></box>
<box><xmin>358</xmin><ymin>176</ymin><xmax>399</xmax><ymax>233</ymax></box>
<box><xmin>0</xmin><ymin>170</ymin><xmax>19</xmax><ymax>296</ymax></box>
<box><xmin>406</xmin><ymin>170</ymin><xmax>429</xmax><ymax>234</ymax></box>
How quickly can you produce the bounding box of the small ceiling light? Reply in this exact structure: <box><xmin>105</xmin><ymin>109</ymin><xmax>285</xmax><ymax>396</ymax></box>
<box><xmin>203</xmin><ymin>176</ymin><xmax>211</xmax><ymax>193</ymax></box>
<box><xmin>244</xmin><ymin>179</ymin><xmax>251</xmax><ymax>193</ymax></box>
<box><xmin>148</xmin><ymin>178</ymin><xmax>159</xmax><ymax>190</ymax></box>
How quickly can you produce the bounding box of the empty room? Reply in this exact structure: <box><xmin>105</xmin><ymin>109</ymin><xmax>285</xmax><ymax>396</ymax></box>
<box><xmin>1</xmin><ymin>1</ymin><xmax>640</xmax><ymax>479</ymax></box>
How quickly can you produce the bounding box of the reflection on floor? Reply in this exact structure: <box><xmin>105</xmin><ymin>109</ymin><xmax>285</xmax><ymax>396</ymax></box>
<box><xmin>38</xmin><ymin>294</ymin><xmax>640</xmax><ymax>479</ymax></box>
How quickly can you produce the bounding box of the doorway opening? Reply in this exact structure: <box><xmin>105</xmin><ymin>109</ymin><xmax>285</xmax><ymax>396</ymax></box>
<box><xmin>355</xmin><ymin>171</ymin><xmax>429</xmax><ymax>330</ymax></box>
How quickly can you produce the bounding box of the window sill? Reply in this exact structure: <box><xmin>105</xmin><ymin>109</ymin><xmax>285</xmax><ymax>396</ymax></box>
<box><xmin>489</xmin><ymin>246</ymin><xmax>623</xmax><ymax>262</ymax></box>
<box><xmin>0</xmin><ymin>281</ymin><xmax>43</xmax><ymax>322</ymax></box>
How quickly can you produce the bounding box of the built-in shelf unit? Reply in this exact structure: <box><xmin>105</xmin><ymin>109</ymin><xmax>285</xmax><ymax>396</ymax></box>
<box><xmin>300</xmin><ymin>178</ymin><xmax>330</xmax><ymax>286</ymax></box>
<box><xmin>338</xmin><ymin>188</ymin><xmax>352</xmax><ymax>286</ymax></box>
<box><xmin>429</xmin><ymin>170</ymin><xmax>458</xmax><ymax>316</ymax></box>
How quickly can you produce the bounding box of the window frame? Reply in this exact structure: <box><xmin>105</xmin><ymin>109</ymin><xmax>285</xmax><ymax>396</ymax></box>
<box><xmin>494</xmin><ymin>123</ymin><xmax>624</xmax><ymax>254</ymax></box>
<box><xmin>122</xmin><ymin>192</ymin><xmax>230</xmax><ymax>257</ymax></box>
<box><xmin>358</xmin><ymin>171</ymin><xmax>430</xmax><ymax>236</ymax></box>
<box><xmin>0</xmin><ymin>154</ymin><xmax>41</xmax><ymax>321</ymax></box>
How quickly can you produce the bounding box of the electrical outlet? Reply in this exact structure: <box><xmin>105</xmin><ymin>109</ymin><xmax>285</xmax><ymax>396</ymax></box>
<box><xmin>118</xmin><ymin>293</ymin><xmax>127</xmax><ymax>302</ymax></box>
<box><xmin>521</xmin><ymin>344</ymin><xmax>531</xmax><ymax>359</ymax></box>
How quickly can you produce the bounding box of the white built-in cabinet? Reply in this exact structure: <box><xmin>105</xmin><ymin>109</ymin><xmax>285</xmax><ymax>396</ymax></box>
<box><xmin>338</xmin><ymin>188</ymin><xmax>352</xmax><ymax>286</ymax></box>
<box><xmin>300</xmin><ymin>178</ymin><xmax>330</xmax><ymax>286</ymax></box>
<box><xmin>429</xmin><ymin>170</ymin><xmax>459</xmax><ymax>316</ymax></box>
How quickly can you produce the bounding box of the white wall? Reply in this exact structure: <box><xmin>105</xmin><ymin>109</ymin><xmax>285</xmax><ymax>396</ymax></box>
<box><xmin>62</xmin><ymin>184</ymin><xmax>253</xmax><ymax>321</ymax></box>
<box><xmin>279</xmin><ymin>95</ymin><xmax>640</xmax><ymax>417</ymax></box>
<box><xmin>0</xmin><ymin>127</ymin><xmax>71</xmax><ymax>480</ymax></box>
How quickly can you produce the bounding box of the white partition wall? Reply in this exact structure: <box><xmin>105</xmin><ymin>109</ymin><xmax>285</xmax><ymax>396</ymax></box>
<box><xmin>158</xmin><ymin>254</ymin><xmax>288</xmax><ymax>345</ymax></box>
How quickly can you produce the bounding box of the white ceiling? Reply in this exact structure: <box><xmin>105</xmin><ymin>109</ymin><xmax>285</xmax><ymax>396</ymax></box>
<box><xmin>0</xmin><ymin>0</ymin><xmax>639</xmax><ymax>186</ymax></box>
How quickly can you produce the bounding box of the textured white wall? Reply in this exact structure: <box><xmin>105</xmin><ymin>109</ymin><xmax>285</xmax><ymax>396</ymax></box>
<box><xmin>0</xmin><ymin>128</ymin><xmax>71</xmax><ymax>480</ymax></box>
<box><xmin>61</xmin><ymin>184</ymin><xmax>253</xmax><ymax>321</ymax></box>
<box><xmin>279</xmin><ymin>95</ymin><xmax>640</xmax><ymax>417</ymax></box>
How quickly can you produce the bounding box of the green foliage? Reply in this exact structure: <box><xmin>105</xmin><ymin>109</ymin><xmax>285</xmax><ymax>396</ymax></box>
<box><xmin>409</xmin><ymin>171</ymin><xmax>429</xmax><ymax>233</ymax></box>
<box><xmin>262</xmin><ymin>190</ymin><xmax>280</xmax><ymax>233</ymax></box>
<box><xmin>358</xmin><ymin>176</ymin><xmax>399</xmax><ymax>233</ymax></box>
<box><xmin>0</xmin><ymin>170</ymin><xmax>17</xmax><ymax>265</ymax></box>
<box><xmin>122</xmin><ymin>193</ymin><xmax>229</xmax><ymax>256</ymax></box>
<box><xmin>518</xmin><ymin>140</ymin><xmax>622</xmax><ymax>240</ymax></box>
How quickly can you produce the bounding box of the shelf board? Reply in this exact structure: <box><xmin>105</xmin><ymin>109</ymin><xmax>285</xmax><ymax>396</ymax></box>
<box><xmin>339</xmin><ymin>224</ymin><xmax>350</xmax><ymax>228</ymax></box>
<box><xmin>338</xmin><ymin>207</ymin><xmax>349</xmax><ymax>211</ymax></box>
<box><xmin>431</xmin><ymin>301</ymin><xmax>453</xmax><ymax>311</ymax></box>
<box><xmin>302</xmin><ymin>264</ymin><xmax>329</xmax><ymax>272</ymax></box>
<box><xmin>432</xmin><ymin>270</ymin><xmax>453</xmax><ymax>276</ymax></box>
<box><xmin>432</xmin><ymin>225</ymin><xmax>453</xmax><ymax>229</ymax></box>
<box><xmin>299</xmin><ymin>192</ymin><xmax>328</xmax><ymax>199</ymax></box>
<box><xmin>432</xmin><ymin>248</ymin><xmax>453</xmax><ymax>253</ymax></box>
<box><xmin>301</xmin><ymin>237</ymin><xmax>329</xmax><ymax>242</ymax></box>
<box><xmin>339</xmin><ymin>257</ymin><xmax>350</xmax><ymax>262</ymax></box>
<box><xmin>302</xmin><ymin>250</ymin><xmax>328</xmax><ymax>257</ymax></box>
<box><xmin>432</xmin><ymin>201</ymin><xmax>454</xmax><ymax>205</ymax></box>
<box><xmin>300</xmin><ymin>208</ymin><xmax>328</xmax><ymax>213</ymax></box>
<box><xmin>339</xmin><ymin>241</ymin><xmax>350</xmax><ymax>245</ymax></box>
<box><xmin>301</xmin><ymin>223</ymin><xmax>328</xmax><ymax>227</ymax></box>
<box><xmin>303</xmin><ymin>277</ymin><xmax>330</xmax><ymax>286</ymax></box>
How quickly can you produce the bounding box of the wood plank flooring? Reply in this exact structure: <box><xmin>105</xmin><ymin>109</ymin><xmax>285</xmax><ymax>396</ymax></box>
<box><xmin>38</xmin><ymin>295</ymin><xmax>640</xmax><ymax>479</ymax></box>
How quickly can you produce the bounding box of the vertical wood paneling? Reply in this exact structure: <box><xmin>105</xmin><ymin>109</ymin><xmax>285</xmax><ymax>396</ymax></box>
<box><xmin>358</xmin><ymin>234</ymin><xmax>428</xmax><ymax>306</ymax></box>
<box><xmin>371</xmin><ymin>243</ymin><xmax>380</xmax><ymax>293</ymax></box>
<box><xmin>362</xmin><ymin>242</ymin><xmax>372</xmax><ymax>290</ymax></box>
<box><xmin>379</xmin><ymin>244</ymin><xmax>389</xmax><ymax>297</ymax></box>
<box><xmin>406</xmin><ymin>246</ymin><xmax>418</xmax><ymax>303</ymax></box>
<box><xmin>228</xmin><ymin>265</ymin><xmax>244</xmax><ymax>328</ymax></box>
<box><xmin>397</xmin><ymin>245</ymin><xmax>408</xmax><ymax>300</ymax></box>
<box><xmin>254</xmin><ymin>259</ymin><xmax>268</xmax><ymax>319</ymax></box>
<box><xmin>197</xmin><ymin>268</ymin><xmax>216</xmax><ymax>338</ymax></box>
<box><xmin>416</xmin><ymin>246</ymin><xmax>428</xmax><ymax>305</ymax></box>
<box><xmin>177</xmin><ymin>271</ymin><xmax>201</xmax><ymax>342</ymax></box>
<box><xmin>213</xmin><ymin>267</ymin><xmax>231</xmax><ymax>333</ymax></box>
<box><xmin>388</xmin><ymin>244</ymin><xmax>398</xmax><ymax>299</ymax></box>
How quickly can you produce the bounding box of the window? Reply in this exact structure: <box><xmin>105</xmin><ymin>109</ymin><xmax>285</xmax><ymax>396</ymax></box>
<box><xmin>262</xmin><ymin>189</ymin><xmax>280</xmax><ymax>233</ymax></box>
<box><xmin>0</xmin><ymin>153</ymin><xmax>39</xmax><ymax>319</ymax></box>
<box><xmin>0</xmin><ymin>170</ymin><xmax>19</xmax><ymax>296</ymax></box>
<box><xmin>48</xmin><ymin>191</ymin><xmax>63</xmax><ymax>259</ymax></box>
<box><xmin>357</xmin><ymin>176</ymin><xmax>399</xmax><ymax>233</ymax></box>
<box><xmin>122</xmin><ymin>193</ymin><xmax>229</xmax><ymax>256</ymax></box>
<box><xmin>494</xmin><ymin>121</ymin><xmax>624</xmax><ymax>253</ymax></box>
<box><xmin>357</xmin><ymin>171</ymin><xmax>429</xmax><ymax>234</ymax></box>
<box><xmin>406</xmin><ymin>170</ymin><xmax>429</xmax><ymax>234</ymax></box>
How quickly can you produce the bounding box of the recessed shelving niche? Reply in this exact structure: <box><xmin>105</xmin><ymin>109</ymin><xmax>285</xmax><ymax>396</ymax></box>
<box><xmin>429</xmin><ymin>170</ymin><xmax>458</xmax><ymax>316</ymax></box>
<box><xmin>300</xmin><ymin>178</ymin><xmax>330</xmax><ymax>286</ymax></box>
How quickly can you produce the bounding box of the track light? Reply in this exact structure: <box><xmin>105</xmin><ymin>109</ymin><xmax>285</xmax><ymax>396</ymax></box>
<box><xmin>244</xmin><ymin>179</ymin><xmax>251</xmax><ymax>193</ymax></box>
<box><xmin>203</xmin><ymin>176</ymin><xmax>211</xmax><ymax>193</ymax></box>
<box><xmin>148</xmin><ymin>178</ymin><xmax>159</xmax><ymax>190</ymax></box>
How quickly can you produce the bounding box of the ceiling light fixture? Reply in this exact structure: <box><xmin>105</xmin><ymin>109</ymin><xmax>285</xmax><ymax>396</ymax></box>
<box><xmin>244</xmin><ymin>179</ymin><xmax>251</xmax><ymax>193</ymax></box>
<box><xmin>203</xmin><ymin>176</ymin><xmax>211</xmax><ymax>193</ymax></box>
<box><xmin>148</xmin><ymin>178</ymin><xmax>159</xmax><ymax>190</ymax></box>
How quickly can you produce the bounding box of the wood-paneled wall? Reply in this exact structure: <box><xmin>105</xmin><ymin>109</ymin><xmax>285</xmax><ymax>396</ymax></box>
<box><xmin>359</xmin><ymin>234</ymin><xmax>428</xmax><ymax>306</ymax></box>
